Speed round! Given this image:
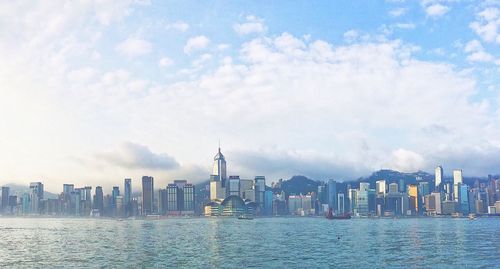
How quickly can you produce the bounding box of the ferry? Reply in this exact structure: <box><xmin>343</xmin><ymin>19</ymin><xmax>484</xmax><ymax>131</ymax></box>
<box><xmin>326</xmin><ymin>208</ymin><xmax>351</xmax><ymax>220</ymax></box>
<box><xmin>237</xmin><ymin>214</ymin><xmax>254</xmax><ymax>220</ymax></box>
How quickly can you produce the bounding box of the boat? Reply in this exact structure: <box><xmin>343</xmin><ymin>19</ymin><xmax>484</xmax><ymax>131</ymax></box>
<box><xmin>468</xmin><ymin>214</ymin><xmax>476</xmax><ymax>220</ymax></box>
<box><xmin>237</xmin><ymin>214</ymin><xmax>254</xmax><ymax>220</ymax></box>
<box><xmin>326</xmin><ymin>208</ymin><xmax>351</xmax><ymax>220</ymax></box>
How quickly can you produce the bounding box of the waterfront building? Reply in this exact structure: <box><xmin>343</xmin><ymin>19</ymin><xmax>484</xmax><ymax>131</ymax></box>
<box><xmin>441</xmin><ymin>201</ymin><xmax>458</xmax><ymax>215</ymax></box>
<box><xmin>385</xmin><ymin>193</ymin><xmax>408</xmax><ymax>216</ymax></box>
<box><xmin>167</xmin><ymin>183</ymin><xmax>179</xmax><ymax>214</ymax></box>
<box><xmin>254</xmin><ymin>176</ymin><xmax>266</xmax><ymax>208</ymax></box>
<box><xmin>158</xmin><ymin>188</ymin><xmax>167</xmax><ymax>215</ymax></box>
<box><xmin>288</xmin><ymin>195</ymin><xmax>313</xmax><ymax>215</ymax></box>
<box><xmin>328</xmin><ymin>179</ymin><xmax>337</xmax><ymax>212</ymax></box>
<box><xmin>124</xmin><ymin>178</ymin><xmax>132</xmax><ymax>216</ymax></box>
<box><xmin>183</xmin><ymin>183</ymin><xmax>195</xmax><ymax>213</ymax></box>
<box><xmin>376</xmin><ymin>180</ymin><xmax>386</xmax><ymax>196</ymax></box>
<box><xmin>389</xmin><ymin>183</ymin><xmax>399</xmax><ymax>194</ymax></box>
<box><xmin>115</xmin><ymin>195</ymin><xmax>124</xmax><ymax>217</ymax></box>
<box><xmin>142</xmin><ymin>176</ymin><xmax>154</xmax><ymax>215</ymax></box>
<box><xmin>210</xmin><ymin>146</ymin><xmax>227</xmax><ymax>201</ymax></box>
<box><xmin>112</xmin><ymin>186</ymin><xmax>120</xmax><ymax>209</ymax></box>
<box><xmin>407</xmin><ymin>185</ymin><xmax>418</xmax><ymax>214</ymax></box>
<box><xmin>1</xmin><ymin>186</ymin><xmax>9</xmax><ymax>212</ymax></box>
<box><xmin>93</xmin><ymin>186</ymin><xmax>104</xmax><ymax>215</ymax></box>
<box><xmin>63</xmin><ymin>184</ymin><xmax>74</xmax><ymax>196</ymax></box>
<box><xmin>459</xmin><ymin>184</ymin><xmax>470</xmax><ymax>214</ymax></box>
<box><xmin>7</xmin><ymin>195</ymin><xmax>17</xmax><ymax>215</ymax></box>
<box><xmin>435</xmin><ymin>166</ymin><xmax>443</xmax><ymax>190</ymax></box>
<box><xmin>264</xmin><ymin>190</ymin><xmax>273</xmax><ymax>215</ymax></box>
<box><xmin>356</xmin><ymin>188</ymin><xmax>369</xmax><ymax>215</ymax></box>
<box><xmin>29</xmin><ymin>182</ymin><xmax>44</xmax><ymax>214</ymax></box>
<box><xmin>220</xmin><ymin>195</ymin><xmax>246</xmax><ymax>216</ymax></box>
<box><xmin>453</xmin><ymin>169</ymin><xmax>463</xmax><ymax>202</ymax></box>
<box><xmin>337</xmin><ymin>193</ymin><xmax>345</xmax><ymax>214</ymax></box>
<box><xmin>348</xmin><ymin>188</ymin><xmax>357</xmax><ymax>213</ymax></box>
<box><xmin>228</xmin><ymin>176</ymin><xmax>241</xmax><ymax>197</ymax></box>
<box><xmin>398</xmin><ymin>179</ymin><xmax>406</xmax><ymax>195</ymax></box>
<box><xmin>22</xmin><ymin>193</ymin><xmax>31</xmax><ymax>214</ymax></box>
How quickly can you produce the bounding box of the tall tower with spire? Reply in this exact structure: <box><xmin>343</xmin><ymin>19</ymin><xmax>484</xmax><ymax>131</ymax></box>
<box><xmin>212</xmin><ymin>146</ymin><xmax>227</xmax><ymax>186</ymax></box>
<box><xmin>210</xmin><ymin>145</ymin><xmax>227</xmax><ymax>201</ymax></box>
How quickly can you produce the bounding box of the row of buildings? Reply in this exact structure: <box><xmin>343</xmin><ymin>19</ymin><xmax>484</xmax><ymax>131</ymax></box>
<box><xmin>2</xmin><ymin>146</ymin><xmax>500</xmax><ymax>218</ymax></box>
<box><xmin>286</xmin><ymin>167</ymin><xmax>500</xmax><ymax>217</ymax></box>
<box><xmin>0</xmin><ymin>177</ymin><xmax>195</xmax><ymax>218</ymax></box>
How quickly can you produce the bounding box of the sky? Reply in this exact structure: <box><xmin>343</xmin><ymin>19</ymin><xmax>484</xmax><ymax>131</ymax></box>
<box><xmin>0</xmin><ymin>0</ymin><xmax>499</xmax><ymax>192</ymax></box>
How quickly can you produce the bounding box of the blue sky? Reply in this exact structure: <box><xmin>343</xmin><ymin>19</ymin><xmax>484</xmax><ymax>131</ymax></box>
<box><xmin>0</xmin><ymin>0</ymin><xmax>499</xmax><ymax>191</ymax></box>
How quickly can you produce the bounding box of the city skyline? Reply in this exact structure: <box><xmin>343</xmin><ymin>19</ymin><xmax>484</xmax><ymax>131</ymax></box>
<box><xmin>1</xmin><ymin>1</ymin><xmax>500</xmax><ymax>192</ymax></box>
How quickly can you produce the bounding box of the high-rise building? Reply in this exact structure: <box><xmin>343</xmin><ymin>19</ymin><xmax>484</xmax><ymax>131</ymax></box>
<box><xmin>167</xmin><ymin>183</ymin><xmax>179</xmax><ymax>213</ymax></box>
<box><xmin>337</xmin><ymin>193</ymin><xmax>345</xmax><ymax>214</ymax></box>
<box><xmin>158</xmin><ymin>189</ymin><xmax>167</xmax><ymax>215</ymax></box>
<box><xmin>407</xmin><ymin>185</ymin><xmax>418</xmax><ymax>214</ymax></box>
<box><xmin>376</xmin><ymin>180</ymin><xmax>386</xmax><ymax>196</ymax></box>
<box><xmin>124</xmin><ymin>178</ymin><xmax>132</xmax><ymax>215</ymax></box>
<box><xmin>1</xmin><ymin>186</ymin><xmax>9</xmax><ymax>211</ymax></box>
<box><xmin>112</xmin><ymin>186</ymin><xmax>120</xmax><ymax>209</ymax></box>
<box><xmin>29</xmin><ymin>182</ymin><xmax>44</xmax><ymax>214</ymax></box>
<box><xmin>142</xmin><ymin>176</ymin><xmax>154</xmax><ymax>215</ymax></box>
<box><xmin>356</xmin><ymin>189</ymin><xmax>369</xmax><ymax>215</ymax></box>
<box><xmin>453</xmin><ymin>169</ymin><xmax>463</xmax><ymax>202</ymax></box>
<box><xmin>459</xmin><ymin>184</ymin><xmax>470</xmax><ymax>214</ymax></box>
<box><xmin>183</xmin><ymin>183</ymin><xmax>195</xmax><ymax>212</ymax></box>
<box><xmin>93</xmin><ymin>186</ymin><xmax>104</xmax><ymax>214</ymax></box>
<box><xmin>328</xmin><ymin>179</ymin><xmax>337</xmax><ymax>212</ymax></box>
<box><xmin>254</xmin><ymin>176</ymin><xmax>266</xmax><ymax>208</ymax></box>
<box><xmin>212</xmin><ymin>147</ymin><xmax>227</xmax><ymax>186</ymax></box>
<box><xmin>435</xmin><ymin>166</ymin><xmax>443</xmax><ymax>190</ymax></box>
<box><xmin>228</xmin><ymin>176</ymin><xmax>241</xmax><ymax>197</ymax></box>
<box><xmin>389</xmin><ymin>183</ymin><xmax>399</xmax><ymax>194</ymax></box>
<box><xmin>63</xmin><ymin>184</ymin><xmax>74</xmax><ymax>196</ymax></box>
<box><xmin>210</xmin><ymin>146</ymin><xmax>227</xmax><ymax>201</ymax></box>
<box><xmin>425</xmin><ymin>192</ymin><xmax>442</xmax><ymax>215</ymax></box>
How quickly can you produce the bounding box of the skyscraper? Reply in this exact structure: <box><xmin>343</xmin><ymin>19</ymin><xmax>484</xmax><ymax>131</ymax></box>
<box><xmin>1</xmin><ymin>186</ymin><xmax>9</xmax><ymax>211</ymax></box>
<box><xmin>435</xmin><ymin>166</ymin><xmax>443</xmax><ymax>190</ymax></box>
<box><xmin>328</xmin><ymin>179</ymin><xmax>337</xmax><ymax>212</ymax></box>
<box><xmin>124</xmin><ymin>178</ymin><xmax>132</xmax><ymax>209</ymax></box>
<box><xmin>112</xmin><ymin>186</ymin><xmax>120</xmax><ymax>209</ymax></box>
<box><xmin>459</xmin><ymin>184</ymin><xmax>470</xmax><ymax>214</ymax></box>
<box><xmin>453</xmin><ymin>169</ymin><xmax>463</xmax><ymax>202</ymax></box>
<box><xmin>93</xmin><ymin>186</ymin><xmax>104</xmax><ymax>214</ymax></box>
<box><xmin>142</xmin><ymin>176</ymin><xmax>154</xmax><ymax>215</ymax></box>
<box><xmin>376</xmin><ymin>180</ymin><xmax>386</xmax><ymax>196</ymax></box>
<box><xmin>29</xmin><ymin>182</ymin><xmax>44</xmax><ymax>214</ymax></box>
<box><xmin>407</xmin><ymin>184</ymin><xmax>418</xmax><ymax>214</ymax></box>
<box><xmin>212</xmin><ymin>146</ymin><xmax>227</xmax><ymax>186</ymax></box>
<box><xmin>210</xmin><ymin>147</ymin><xmax>227</xmax><ymax>201</ymax></box>
<box><xmin>254</xmin><ymin>176</ymin><xmax>266</xmax><ymax>208</ymax></box>
<box><xmin>228</xmin><ymin>176</ymin><xmax>241</xmax><ymax>197</ymax></box>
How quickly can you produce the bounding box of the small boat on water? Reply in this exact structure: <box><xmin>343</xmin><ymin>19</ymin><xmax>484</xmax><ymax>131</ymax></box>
<box><xmin>468</xmin><ymin>214</ymin><xmax>476</xmax><ymax>220</ymax></box>
<box><xmin>238</xmin><ymin>214</ymin><xmax>254</xmax><ymax>220</ymax></box>
<box><xmin>326</xmin><ymin>208</ymin><xmax>351</xmax><ymax>220</ymax></box>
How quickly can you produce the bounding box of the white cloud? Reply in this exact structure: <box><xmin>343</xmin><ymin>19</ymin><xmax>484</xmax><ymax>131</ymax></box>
<box><xmin>386</xmin><ymin>149</ymin><xmax>426</xmax><ymax>173</ymax></box>
<box><xmin>96</xmin><ymin>142</ymin><xmax>179</xmax><ymax>170</ymax></box>
<box><xmin>183</xmin><ymin>35</ymin><xmax>210</xmax><ymax>54</ymax></box>
<box><xmin>158</xmin><ymin>57</ymin><xmax>174</xmax><ymax>67</ymax></box>
<box><xmin>116</xmin><ymin>37</ymin><xmax>152</xmax><ymax>57</ymax></box>
<box><xmin>343</xmin><ymin>30</ymin><xmax>359</xmax><ymax>42</ymax></box>
<box><xmin>389</xmin><ymin>8</ymin><xmax>408</xmax><ymax>17</ymax></box>
<box><xmin>470</xmin><ymin>7</ymin><xmax>500</xmax><ymax>44</ymax></box>
<box><xmin>233</xmin><ymin>15</ymin><xmax>267</xmax><ymax>35</ymax></box>
<box><xmin>464</xmin><ymin>39</ymin><xmax>497</xmax><ymax>64</ymax></box>
<box><xmin>166</xmin><ymin>21</ymin><xmax>189</xmax><ymax>32</ymax></box>
<box><xmin>425</xmin><ymin>4</ymin><xmax>450</xmax><ymax>17</ymax></box>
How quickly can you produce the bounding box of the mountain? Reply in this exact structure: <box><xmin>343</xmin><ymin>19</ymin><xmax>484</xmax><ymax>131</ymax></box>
<box><xmin>2</xmin><ymin>183</ymin><xmax>59</xmax><ymax>199</ymax></box>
